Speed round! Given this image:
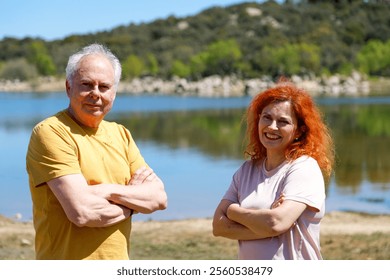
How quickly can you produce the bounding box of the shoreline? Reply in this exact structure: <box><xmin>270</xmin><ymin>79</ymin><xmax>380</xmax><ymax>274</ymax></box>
<box><xmin>4</xmin><ymin>210</ymin><xmax>389</xmax><ymax>235</ymax></box>
<box><xmin>2</xmin><ymin>73</ymin><xmax>389</xmax><ymax>97</ymax></box>
<box><xmin>1</xmin><ymin>211</ymin><xmax>390</xmax><ymax>260</ymax></box>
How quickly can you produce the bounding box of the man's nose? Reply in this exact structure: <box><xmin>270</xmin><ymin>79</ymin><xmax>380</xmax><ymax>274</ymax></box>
<box><xmin>89</xmin><ymin>86</ymin><xmax>100</xmax><ymax>98</ymax></box>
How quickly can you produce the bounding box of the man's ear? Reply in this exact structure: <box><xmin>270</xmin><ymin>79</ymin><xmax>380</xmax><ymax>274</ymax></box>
<box><xmin>65</xmin><ymin>80</ymin><xmax>71</xmax><ymax>97</ymax></box>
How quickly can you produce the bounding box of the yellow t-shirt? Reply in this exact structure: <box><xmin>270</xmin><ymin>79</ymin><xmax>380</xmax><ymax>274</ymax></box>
<box><xmin>26</xmin><ymin>110</ymin><xmax>147</xmax><ymax>259</ymax></box>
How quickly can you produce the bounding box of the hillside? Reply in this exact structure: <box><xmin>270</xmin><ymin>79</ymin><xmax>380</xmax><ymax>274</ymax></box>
<box><xmin>1</xmin><ymin>0</ymin><xmax>390</xmax><ymax>83</ymax></box>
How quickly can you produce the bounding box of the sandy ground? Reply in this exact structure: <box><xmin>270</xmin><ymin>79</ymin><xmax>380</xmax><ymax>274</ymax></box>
<box><xmin>131</xmin><ymin>211</ymin><xmax>390</xmax><ymax>235</ymax></box>
<box><xmin>1</xmin><ymin>211</ymin><xmax>389</xmax><ymax>260</ymax></box>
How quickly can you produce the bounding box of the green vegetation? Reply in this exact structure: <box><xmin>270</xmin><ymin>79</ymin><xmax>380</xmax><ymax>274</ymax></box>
<box><xmin>1</xmin><ymin>0</ymin><xmax>390</xmax><ymax>81</ymax></box>
<box><xmin>324</xmin><ymin>103</ymin><xmax>390</xmax><ymax>188</ymax></box>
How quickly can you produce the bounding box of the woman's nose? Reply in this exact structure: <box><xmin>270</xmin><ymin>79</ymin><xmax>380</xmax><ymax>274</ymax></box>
<box><xmin>268</xmin><ymin>120</ymin><xmax>278</xmax><ymax>129</ymax></box>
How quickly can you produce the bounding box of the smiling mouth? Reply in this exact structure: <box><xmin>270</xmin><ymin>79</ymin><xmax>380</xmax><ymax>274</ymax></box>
<box><xmin>265</xmin><ymin>133</ymin><xmax>281</xmax><ymax>140</ymax></box>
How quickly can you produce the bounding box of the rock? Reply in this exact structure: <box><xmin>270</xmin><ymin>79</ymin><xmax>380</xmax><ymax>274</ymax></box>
<box><xmin>14</xmin><ymin>213</ymin><xmax>22</xmax><ymax>220</ymax></box>
<box><xmin>0</xmin><ymin>73</ymin><xmax>373</xmax><ymax>97</ymax></box>
<box><xmin>20</xmin><ymin>239</ymin><xmax>32</xmax><ymax>247</ymax></box>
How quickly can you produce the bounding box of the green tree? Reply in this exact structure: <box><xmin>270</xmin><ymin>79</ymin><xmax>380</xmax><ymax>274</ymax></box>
<box><xmin>0</xmin><ymin>58</ymin><xmax>38</xmax><ymax>81</ymax></box>
<box><xmin>188</xmin><ymin>39</ymin><xmax>243</xmax><ymax>77</ymax></box>
<box><xmin>122</xmin><ymin>54</ymin><xmax>145</xmax><ymax>79</ymax></box>
<box><xmin>189</xmin><ymin>53</ymin><xmax>207</xmax><ymax>79</ymax></box>
<box><xmin>299</xmin><ymin>43</ymin><xmax>321</xmax><ymax>74</ymax></box>
<box><xmin>202</xmin><ymin>39</ymin><xmax>242</xmax><ymax>76</ymax></box>
<box><xmin>272</xmin><ymin>44</ymin><xmax>301</xmax><ymax>75</ymax></box>
<box><xmin>171</xmin><ymin>60</ymin><xmax>191</xmax><ymax>78</ymax></box>
<box><xmin>145</xmin><ymin>53</ymin><xmax>159</xmax><ymax>76</ymax></box>
<box><xmin>27</xmin><ymin>41</ymin><xmax>56</xmax><ymax>76</ymax></box>
<box><xmin>357</xmin><ymin>39</ymin><xmax>390</xmax><ymax>76</ymax></box>
<box><xmin>259</xmin><ymin>43</ymin><xmax>321</xmax><ymax>76</ymax></box>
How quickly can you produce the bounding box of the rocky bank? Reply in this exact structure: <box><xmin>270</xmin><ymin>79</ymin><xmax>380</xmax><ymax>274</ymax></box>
<box><xmin>0</xmin><ymin>72</ymin><xmax>378</xmax><ymax>97</ymax></box>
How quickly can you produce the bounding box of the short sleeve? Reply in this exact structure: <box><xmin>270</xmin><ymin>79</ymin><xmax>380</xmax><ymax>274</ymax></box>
<box><xmin>26</xmin><ymin>122</ymin><xmax>81</xmax><ymax>187</ymax></box>
<box><xmin>222</xmin><ymin>164</ymin><xmax>243</xmax><ymax>204</ymax></box>
<box><xmin>122</xmin><ymin>126</ymin><xmax>148</xmax><ymax>176</ymax></box>
<box><xmin>282</xmin><ymin>157</ymin><xmax>325</xmax><ymax>211</ymax></box>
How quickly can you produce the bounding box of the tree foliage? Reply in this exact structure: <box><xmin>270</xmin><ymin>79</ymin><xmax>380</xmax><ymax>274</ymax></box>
<box><xmin>171</xmin><ymin>60</ymin><xmax>191</xmax><ymax>78</ymax></box>
<box><xmin>27</xmin><ymin>41</ymin><xmax>56</xmax><ymax>76</ymax></box>
<box><xmin>0</xmin><ymin>58</ymin><xmax>38</xmax><ymax>80</ymax></box>
<box><xmin>122</xmin><ymin>54</ymin><xmax>145</xmax><ymax>79</ymax></box>
<box><xmin>1</xmin><ymin>0</ymin><xmax>390</xmax><ymax>81</ymax></box>
<box><xmin>357</xmin><ymin>39</ymin><xmax>390</xmax><ymax>76</ymax></box>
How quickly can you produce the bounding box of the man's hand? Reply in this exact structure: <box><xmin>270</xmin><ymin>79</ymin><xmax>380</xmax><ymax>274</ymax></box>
<box><xmin>129</xmin><ymin>167</ymin><xmax>157</xmax><ymax>185</ymax></box>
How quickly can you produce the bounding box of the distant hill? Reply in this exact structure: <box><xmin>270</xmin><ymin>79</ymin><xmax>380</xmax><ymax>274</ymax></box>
<box><xmin>1</xmin><ymin>0</ymin><xmax>390</xmax><ymax>81</ymax></box>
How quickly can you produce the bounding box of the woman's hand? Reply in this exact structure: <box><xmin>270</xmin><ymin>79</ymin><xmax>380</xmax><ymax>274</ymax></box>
<box><xmin>271</xmin><ymin>193</ymin><xmax>285</xmax><ymax>209</ymax></box>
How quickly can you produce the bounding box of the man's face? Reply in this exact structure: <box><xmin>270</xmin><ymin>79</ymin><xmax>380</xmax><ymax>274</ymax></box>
<box><xmin>66</xmin><ymin>54</ymin><xmax>116</xmax><ymax>128</ymax></box>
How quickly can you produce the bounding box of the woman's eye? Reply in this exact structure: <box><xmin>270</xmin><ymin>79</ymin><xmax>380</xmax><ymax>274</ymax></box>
<box><xmin>278</xmin><ymin>120</ymin><xmax>290</xmax><ymax>125</ymax></box>
<box><xmin>262</xmin><ymin>115</ymin><xmax>271</xmax><ymax>120</ymax></box>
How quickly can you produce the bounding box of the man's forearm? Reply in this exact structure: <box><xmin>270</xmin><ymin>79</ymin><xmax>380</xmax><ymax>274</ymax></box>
<box><xmin>47</xmin><ymin>174</ymin><xmax>131</xmax><ymax>228</ymax></box>
<box><xmin>76</xmin><ymin>202</ymin><xmax>131</xmax><ymax>227</ymax></box>
<box><xmin>101</xmin><ymin>179</ymin><xmax>167</xmax><ymax>214</ymax></box>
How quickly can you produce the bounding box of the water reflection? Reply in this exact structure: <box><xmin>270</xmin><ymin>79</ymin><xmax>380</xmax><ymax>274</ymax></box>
<box><xmin>111</xmin><ymin>109</ymin><xmax>247</xmax><ymax>160</ymax></box>
<box><xmin>110</xmin><ymin>102</ymin><xmax>390</xmax><ymax>198</ymax></box>
<box><xmin>325</xmin><ymin>104</ymin><xmax>390</xmax><ymax>192</ymax></box>
<box><xmin>0</xmin><ymin>93</ymin><xmax>389</xmax><ymax>220</ymax></box>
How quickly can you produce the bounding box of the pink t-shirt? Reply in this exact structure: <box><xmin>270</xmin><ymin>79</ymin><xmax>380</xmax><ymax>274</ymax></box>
<box><xmin>223</xmin><ymin>156</ymin><xmax>325</xmax><ymax>260</ymax></box>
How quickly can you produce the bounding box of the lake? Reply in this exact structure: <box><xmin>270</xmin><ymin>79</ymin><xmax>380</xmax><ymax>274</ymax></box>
<box><xmin>0</xmin><ymin>92</ymin><xmax>389</xmax><ymax>222</ymax></box>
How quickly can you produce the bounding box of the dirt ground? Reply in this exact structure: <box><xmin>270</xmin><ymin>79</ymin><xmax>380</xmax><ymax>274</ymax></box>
<box><xmin>1</xmin><ymin>211</ymin><xmax>389</xmax><ymax>260</ymax></box>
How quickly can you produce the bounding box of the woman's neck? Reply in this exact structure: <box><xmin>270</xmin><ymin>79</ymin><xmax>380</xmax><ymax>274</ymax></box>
<box><xmin>265</xmin><ymin>153</ymin><xmax>286</xmax><ymax>171</ymax></box>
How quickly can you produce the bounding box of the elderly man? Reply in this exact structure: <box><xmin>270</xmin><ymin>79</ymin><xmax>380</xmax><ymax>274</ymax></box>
<box><xmin>26</xmin><ymin>43</ymin><xmax>167</xmax><ymax>259</ymax></box>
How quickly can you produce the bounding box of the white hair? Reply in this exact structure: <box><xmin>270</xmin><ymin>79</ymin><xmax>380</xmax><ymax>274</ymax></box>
<box><xmin>65</xmin><ymin>43</ymin><xmax>122</xmax><ymax>89</ymax></box>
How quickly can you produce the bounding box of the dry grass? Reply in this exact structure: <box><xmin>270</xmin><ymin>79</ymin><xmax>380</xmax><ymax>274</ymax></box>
<box><xmin>1</xmin><ymin>212</ymin><xmax>390</xmax><ymax>260</ymax></box>
<box><xmin>129</xmin><ymin>218</ymin><xmax>237</xmax><ymax>259</ymax></box>
<box><xmin>129</xmin><ymin>214</ymin><xmax>390</xmax><ymax>260</ymax></box>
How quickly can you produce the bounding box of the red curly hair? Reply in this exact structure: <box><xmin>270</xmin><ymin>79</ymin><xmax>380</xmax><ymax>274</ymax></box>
<box><xmin>245</xmin><ymin>81</ymin><xmax>334</xmax><ymax>179</ymax></box>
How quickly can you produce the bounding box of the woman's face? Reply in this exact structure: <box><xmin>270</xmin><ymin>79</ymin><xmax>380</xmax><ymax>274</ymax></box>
<box><xmin>258</xmin><ymin>101</ymin><xmax>298</xmax><ymax>158</ymax></box>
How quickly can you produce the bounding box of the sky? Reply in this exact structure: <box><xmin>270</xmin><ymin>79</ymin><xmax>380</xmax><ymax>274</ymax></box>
<box><xmin>1</xmin><ymin>0</ymin><xmax>264</xmax><ymax>41</ymax></box>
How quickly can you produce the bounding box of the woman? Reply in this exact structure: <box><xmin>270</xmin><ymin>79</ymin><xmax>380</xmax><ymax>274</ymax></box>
<box><xmin>213</xmin><ymin>81</ymin><xmax>334</xmax><ymax>260</ymax></box>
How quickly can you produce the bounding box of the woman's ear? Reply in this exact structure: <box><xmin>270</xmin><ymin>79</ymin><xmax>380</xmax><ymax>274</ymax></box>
<box><xmin>295</xmin><ymin>125</ymin><xmax>307</xmax><ymax>141</ymax></box>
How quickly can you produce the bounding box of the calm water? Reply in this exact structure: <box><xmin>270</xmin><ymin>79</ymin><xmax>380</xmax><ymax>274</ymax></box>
<box><xmin>1</xmin><ymin>92</ymin><xmax>389</xmax><ymax>222</ymax></box>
